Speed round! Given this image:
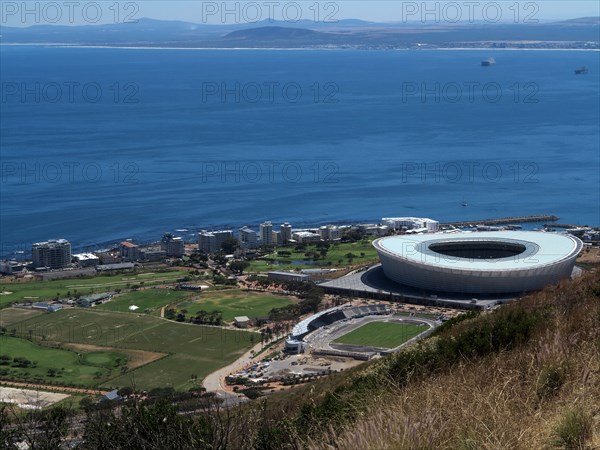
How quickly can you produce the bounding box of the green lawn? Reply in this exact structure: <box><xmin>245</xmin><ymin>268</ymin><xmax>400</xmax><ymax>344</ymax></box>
<box><xmin>97</xmin><ymin>289</ymin><xmax>193</xmax><ymax>314</ymax></box>
<box><xmin>0</xmin><ymin>336</ymin><xmax>127</xmax><ymax>387</ymax></box>
<box><xmin>246</xmin><ymin>239</ymin><xmax>379</xmax><ymax>272</ymax></box>
<box><xmin>177</xmin><ymin>289</ymin><xmax>295</xmax><ymax>321</ymax></box>
<box><xmin>14</xmin><ymin>309</ymin><xmax>257</xmax><ymax>391</ymax></box>
<box><xmin>334</xmin><ymin>322</ymin><xmax>427</xmax><ymax>349</ymax></box>
<box><xmin>0</xmin><ymin>271</ymin><xmax>188</xmax><ymax>308</ymax></box>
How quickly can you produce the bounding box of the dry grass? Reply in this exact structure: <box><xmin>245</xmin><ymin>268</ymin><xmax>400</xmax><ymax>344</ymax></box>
<box><xmin>309</xmin><ymin>273</ymin><xmax>600</xmax><ymax>450</ymax></box>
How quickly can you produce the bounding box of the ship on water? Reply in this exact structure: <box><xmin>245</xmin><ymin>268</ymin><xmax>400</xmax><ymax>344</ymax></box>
<box><xmin>481</xmin><ymin>57</ymin><xmax>496</xmax><ymax>67</ymax></box>
<box><xmin>575</xmin><ymin>66</ymin><xmax>589</xmax><ymax>74</ymax></box>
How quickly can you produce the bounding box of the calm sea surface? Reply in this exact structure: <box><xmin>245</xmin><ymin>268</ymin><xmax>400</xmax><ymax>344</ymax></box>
<box><xmin>1</xmin><ymin>47</ymin><xmax>599</xmax><ymax>254</ymax></box>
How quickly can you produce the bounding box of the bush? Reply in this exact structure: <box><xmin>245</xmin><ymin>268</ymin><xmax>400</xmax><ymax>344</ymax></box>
<box><xmin>536</xmin><ymin>363</ymin><xmax>564</xmax><ymax>400</ymax></box>
<box><xmin>553</xmin><ymin>408</ymin><xmax>592</xmax><ymax>449</ymax></box>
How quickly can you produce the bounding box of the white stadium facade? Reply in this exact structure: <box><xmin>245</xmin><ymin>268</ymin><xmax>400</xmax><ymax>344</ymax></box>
<box><xmin>373</xmin><ymin>231</ymin><xmax>582</xmax><ymax>295</ymax></box>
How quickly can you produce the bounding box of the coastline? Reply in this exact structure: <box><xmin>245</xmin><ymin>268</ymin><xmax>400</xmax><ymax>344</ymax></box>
<box><xmin>1</xmin><ymin>43</ymin><xmax>599</xmax><ymax>51</ymax></box>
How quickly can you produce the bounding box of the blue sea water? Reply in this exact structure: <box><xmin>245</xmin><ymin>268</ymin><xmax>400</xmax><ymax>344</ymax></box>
<box><xmin>1</xmin><ymin>47</ymin><xmax>599</xmax><ymax>254</ymax></box>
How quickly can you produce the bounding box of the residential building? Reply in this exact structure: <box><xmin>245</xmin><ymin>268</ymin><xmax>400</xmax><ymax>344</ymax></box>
<box><xmin>239</xmin><ymin>227</ymin><xmax>259</xmax><ymax>249</ymax></box>
<box><xmin>260</xmin><ymin>221</ymin><xmax>273</xmax><ymax>246</ymax></box>
<box><xmin>0</xmin><ymin>260</ymin><xmax>27</xmax><ymax>274</ymax></box>
<box><xmin>32</xmin><ymin>239</ymin><xmax>71</xmax><ymax>269</ymax></box>
<box><xmin>280</xmin><ymin>223</ymin><xmax>292</xmax><ymax>243</ymax></box>
<box><xmin>292</xmin><ymin>231</ymin><xmax>321</xmax><ymax>244</ymax></box>
<box><xmin>319</xmin><ymin>225</ymin><xmax>342</xmax><ymax>241</ymax></box>
<box><xmin>160</xmin><ymin>233</ymin><xmax>185</xmax><ymax>257</ymax></box>
<box><xmin>120</xmin><ymin>240</ymin><xmax>140</xmax><ymax>262</ymax></box>
<box><xmin>198</xmin><ymin>230</ymin><xmax>233</xmax><ymax>253</ymax></box>
<box><xmin>73</xmin><ymin>253</ymin><xmax>100</xmax><ymax>267</ymax></box>
<box><xmin>139</xmin><ymin>248</ymin><xmax>167</xmax><ymax>261</ymax></box>
<box><xmin>272</xmin><ymin>230</ymin><xmax>283</xmax><ymax>245</ymax></box>
<box><xmin>382</xmin><ymin>217</ymin><xmax>439</xmax><ymax>232</ymax></box>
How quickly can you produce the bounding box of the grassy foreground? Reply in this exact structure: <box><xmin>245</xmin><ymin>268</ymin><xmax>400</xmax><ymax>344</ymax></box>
<box><xmin>3</xmin><ymin>271</ymin><xmax>600</xmax><ymax>449</ymax></box>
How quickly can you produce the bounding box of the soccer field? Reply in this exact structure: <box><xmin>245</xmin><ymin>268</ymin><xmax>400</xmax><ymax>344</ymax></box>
<box><xmin>97</xmin><ymin>289</ymin><xmax>193</xmax><ymax>314</ymax></box>
<box><xmin>178</xmin><ymin>289</ymin><xmax>295</xmax><ymax>321</ymax></box>
<box><xmin>334</xmin><ymin>321</ymin><xmax>427</xmax><ymax>349</ymax></box>
<box><xmin>13</xmin><ymin>309</ymin><xmax>258</xmax><ymax>390</ymax></box>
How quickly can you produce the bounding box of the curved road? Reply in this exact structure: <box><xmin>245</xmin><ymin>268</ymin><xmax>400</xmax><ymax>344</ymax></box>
<box><xmin>202</xmin><ymin>341</ymin><xmax>263</xmax><ymax>394</ymax></box>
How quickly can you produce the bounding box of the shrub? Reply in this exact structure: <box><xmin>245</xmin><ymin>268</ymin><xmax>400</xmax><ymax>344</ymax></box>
<box><xmin>553</xmin><ymin>407</ymin><xmax>592</xmax><ymax>449</ymax></box>
<box><xmin>536</xmin><ymin>363</ymin><xmax>565</xmax><ymax>400</ymax></box>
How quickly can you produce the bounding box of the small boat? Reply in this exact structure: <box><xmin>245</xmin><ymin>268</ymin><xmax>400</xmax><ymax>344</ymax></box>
<box><xmin>481</xmin><ymin>57</ymin><xmax>496</xmax><ymax>67</ymax></box>
<box><xmin>461</xmin><ymin>201</ymin><xmax>468</xmax><ymax>207</ymax></box>
<box><xmin>575</xmin><ymin>66</ymin><xmax>588</xmax><ymax>75</ymax></box>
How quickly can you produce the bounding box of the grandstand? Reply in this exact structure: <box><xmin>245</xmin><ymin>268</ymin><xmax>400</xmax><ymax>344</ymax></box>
<box><xmin>285</xmin><ymin>304</ymin><xmax>391</xmax><ymax>353</ymax></box>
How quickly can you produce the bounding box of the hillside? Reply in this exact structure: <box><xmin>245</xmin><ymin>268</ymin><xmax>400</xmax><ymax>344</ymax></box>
<box><xmin>2</xmin><ymin>267</ymin><xmax>599</xmax><ymax>449</ymax></box>
<box><xmin>2</xmin><ymin>17</ymin><xmax>598</xmax><ymax>48</ymax></box>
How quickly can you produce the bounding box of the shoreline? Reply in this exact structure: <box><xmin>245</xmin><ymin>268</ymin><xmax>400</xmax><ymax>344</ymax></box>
<box><xmin>2</xmin><ymin>215</ymin><xmax>597</xmax><ymax>260</ymax></box>
<box><xmin>1</xmin><ymin>43</ymin><xmax>599</xmax><ymax>51</ymax></box>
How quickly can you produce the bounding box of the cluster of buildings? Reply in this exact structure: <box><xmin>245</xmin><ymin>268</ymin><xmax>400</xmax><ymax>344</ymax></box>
<box><xmin>0</xmin><ymin>232</ymin><xmax>187</xmax><ymax>274</ymax></box>
<box><xmin>200</xmin><ymin>221</ymin><xmax>341</xmax><ymax>251</ymax></box>
<box><xmin>119</xmin><ymin>233</ymin><xmax>185</xmax><ymax>262</ymax></box>
<box><xmin>382</xmin><ymin>217</ymin><xmax>440</xmax><ymax>233</ymax></box>
<box><xmin>3</xmin><ymin>215</ymin><xmax>596</xmax><ymax>276</ymax></box>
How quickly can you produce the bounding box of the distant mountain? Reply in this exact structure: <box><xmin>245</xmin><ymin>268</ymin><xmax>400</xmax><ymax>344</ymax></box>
<box><xmin>555</xmin><ymin>16</ymin><xmax>600</xmax><ymax>25</ymax></box>
<box><xmin>223</xmin><ymin>26</ymin><xmax>325</xmax><ymax>42</ymax></box>
<box><xmin>1</xmin><ymin>16</ymin><xmax>598</xmax><ymax>49</ymax></box>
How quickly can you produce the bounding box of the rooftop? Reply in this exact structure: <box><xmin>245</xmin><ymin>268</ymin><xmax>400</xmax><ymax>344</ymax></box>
<box><xmin>374</xmin><ymin>231</ymin><xmax>582</xmax><ymax>271</ymax></box>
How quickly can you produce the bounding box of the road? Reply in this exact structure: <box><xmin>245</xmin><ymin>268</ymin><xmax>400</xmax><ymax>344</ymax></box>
<box><xmin>202</xmin><ymin>341</ymin><xmax>264</xmax><ymax>393</ymax></box>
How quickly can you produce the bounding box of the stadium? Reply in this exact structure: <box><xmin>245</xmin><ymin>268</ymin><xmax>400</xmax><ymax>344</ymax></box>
<box><xmin>373</xmin><ymin>231</ymin><xmax>582</xmax><ymax>295</ymax></box>
<box><xmin>285</xmin><ymin>304</ymin><xmax>436</xmax><ymax>358</ymax></box>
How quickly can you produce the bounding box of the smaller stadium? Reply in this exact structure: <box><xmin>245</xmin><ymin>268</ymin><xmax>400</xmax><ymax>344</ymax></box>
<box><xmin>285</xmin><ymin>304</ymin><xmax>436</xmax><ymax>359</ymax></box>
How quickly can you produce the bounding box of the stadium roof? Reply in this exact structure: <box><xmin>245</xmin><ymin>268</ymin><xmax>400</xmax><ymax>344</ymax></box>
<box><xmin>375</xmin><ymin>231</ymin><xmax>581</xmax><ymax>272</ymax></box>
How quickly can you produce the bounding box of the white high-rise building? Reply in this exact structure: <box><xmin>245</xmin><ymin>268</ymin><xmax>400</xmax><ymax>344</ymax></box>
<box><xmin>382</xmin><ymin>217</ymin><xmax>439</xmax><ymax>232</ymax></box>
<box><xmin>319</xmin><ymin>225</ymin><xmax>342</xmax><ymax>241</ymax></box>
<box><xmin>239</xmin><ymin>227</ymin><xmax>259</xmax><ymax>248</ymax></box>
<box><xmin>260</xmin><ymin>221</ymin><xmax>273</xmax><ymax>245</ymax></box>
<box><xmin>198</xmin><ymin>230</ymin><xmax>233</xmax><ymax>253</ymax></box>
<box><xmin>280</xmin><ymin>223</ymin><xmax>292</xmax><ymax>243</ymax></box>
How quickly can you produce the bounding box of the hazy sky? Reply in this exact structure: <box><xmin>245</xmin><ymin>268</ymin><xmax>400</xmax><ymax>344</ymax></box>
<box><xmin>2</xmin><ymin>1</ymin><xmax>599</xmax><ymax>26</ymax></box>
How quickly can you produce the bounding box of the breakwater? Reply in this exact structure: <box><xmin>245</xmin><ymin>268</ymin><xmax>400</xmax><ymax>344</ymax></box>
<box><xmin>443</xmin><ymin>215</ymin><xmax>559</xmax><ymax>227</ymax></box>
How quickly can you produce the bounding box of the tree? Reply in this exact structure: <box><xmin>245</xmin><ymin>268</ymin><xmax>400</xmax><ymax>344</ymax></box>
<box><xmin>220</xmin><ymin>237</ymin><xmax>240</xmax><ymax>254</ymax></box>
<box><xmin>117</xmin><ymin>386</ymin><xmax>134</xmax><ymax>397</ymax></box>
<box><xmin>229</xmin><ymin>260</ymin><xmax>249</xmax><ymax>274</ymax></box>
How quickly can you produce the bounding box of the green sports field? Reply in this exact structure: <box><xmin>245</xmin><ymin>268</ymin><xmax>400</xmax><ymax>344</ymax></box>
<box><xmin>12</xmin><ymin>309</ymin><xmax>257</xmax><ymax>391</ymax></box>
<box><xmin>97</xmin><ymin>289</ymin><xmax>193</xmax><ymax>314</ymax></box>
<box><xmin>0</xmin><ymin>336</ymin><xmax>127</xmax><ymax>386</ymax></box>
<box><xmin>0</xmin><ymin>271</ymin><xmax>188</xmax><ymax>308</ymax></box>
<box><xmin>334</xmin><ymin>321</ymin><xmax>427</xmax><ymax>349</ymax></box>
<box><xmin>246</xmin><ymin>239</ymin><xmax>379</xmax><ymax>272</ymax></box>
<box><xmin>177</xmin><ymin>289</ymin><xmax>295</xmax><ymax>321</ymax></box>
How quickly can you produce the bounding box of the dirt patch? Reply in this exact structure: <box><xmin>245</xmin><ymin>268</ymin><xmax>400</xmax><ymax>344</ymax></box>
<box><xmin>0</xmin><ymin>382</ymin><xmax>106</xmax><ymax>396</ymax></box>
<box><xmin>577</xmin><ymin>247</ymin><xmax>600</xmax><ymax>264</ymax></box>
<box><xmin>0</xmin><ymin>386</ymin><xmax>70</xmax><ymax>409</ymax></box>
<box><xmin>62</xmin><ymin>343</ymin><xmax>167</xmax><ymax>370</ymax></box>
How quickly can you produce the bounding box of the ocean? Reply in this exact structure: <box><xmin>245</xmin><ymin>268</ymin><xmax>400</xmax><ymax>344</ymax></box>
<box><xmin>1</xmin><ymin>46</ymin><xmax>599</xmax><ymax>254</ymax></box>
